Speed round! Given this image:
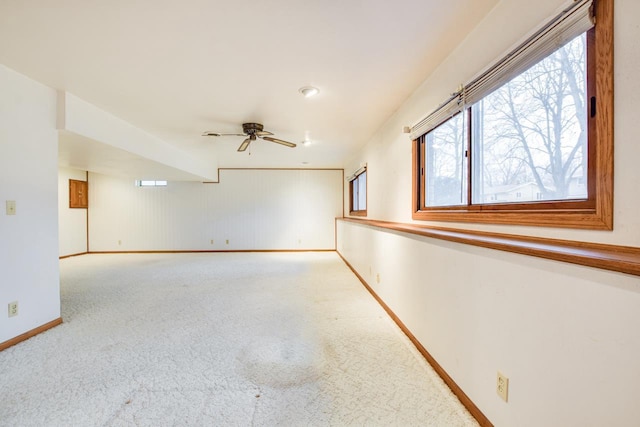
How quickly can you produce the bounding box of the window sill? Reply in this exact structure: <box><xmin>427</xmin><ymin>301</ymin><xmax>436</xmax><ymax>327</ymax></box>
<box><xmin>412</xmin><ymin>207</ymin><xmax>612</xmax><ymax>230</ymax></box>
<box><xmin>338</xmin><ymin>217</ymin><xmax>640</xmax><ymax>277</ymax></box>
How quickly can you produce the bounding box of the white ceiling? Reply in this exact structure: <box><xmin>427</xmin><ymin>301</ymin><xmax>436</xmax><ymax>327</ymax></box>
<box><xmin>0</xmin><ymin>0</ymin><xmax>498</xmax><ymax>177</ymax></box>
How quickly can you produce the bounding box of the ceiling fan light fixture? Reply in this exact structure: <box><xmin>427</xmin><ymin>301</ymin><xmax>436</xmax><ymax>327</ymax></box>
<box><xmin>299</xmin><ymin>86</ymin><xmax>319</xmax><ymax>98</ymax></box>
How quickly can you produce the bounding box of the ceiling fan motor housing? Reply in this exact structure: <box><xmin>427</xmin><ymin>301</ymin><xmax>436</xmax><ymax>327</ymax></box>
<box><xmin>242</xmin><ymin>123</ymin><xmax>263</xmax><ymax>135</ymax></box>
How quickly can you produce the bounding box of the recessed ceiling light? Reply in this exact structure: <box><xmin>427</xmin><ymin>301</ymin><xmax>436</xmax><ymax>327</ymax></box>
<box><xmin>299</xmin><ymin>86</ymin><xmax>319</xmax><ymax>98</ymax></box>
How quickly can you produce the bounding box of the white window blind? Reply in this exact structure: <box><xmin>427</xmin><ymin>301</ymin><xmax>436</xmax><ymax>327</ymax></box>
<box><xmin>410</xmin><ymin>0</ymin><xmax>594</xmax><ymax>141</ymax></box>
<box><xmin>347</xmin><ymin>165</ymin><xmax>367</xmax><ymax>182</ymax></box>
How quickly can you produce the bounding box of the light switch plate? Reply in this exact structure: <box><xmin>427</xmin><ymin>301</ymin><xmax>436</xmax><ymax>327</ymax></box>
<box><xmin>6</xmin><ymin>200</ymin><xmax>16</xmax><ymax>215</ymax></box>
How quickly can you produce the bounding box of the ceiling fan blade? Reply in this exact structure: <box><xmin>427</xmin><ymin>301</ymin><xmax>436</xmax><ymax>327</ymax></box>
<box><xmin>261</xmin><ymin>136</ymin><xmax>297</xmax><ymax>148</ymax></box>
<box><xmin>237</xmin><ymin>138</ymin><xmax>251</xmax><ymax>152</ymax></box>
<box><xmin>255</xmin><ymin>130</ymin><xmax>274</xmax><ymax>137</ymax></box>
<box><xmin>202</xmin><ymin>132</ymin><xmax>247</xmax><ymax>137</ymax></box>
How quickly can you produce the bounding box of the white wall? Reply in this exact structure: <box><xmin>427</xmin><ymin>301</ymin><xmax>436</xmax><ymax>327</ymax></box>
<box><xmin>58</xmin><ymin>167</ymin><xmax>88</xmax><ymax>257</ymax></box>
<box><xmin>338</xmin><ymin>220</ymin><xmax>640</xmax><ymax>426</ymax></box>
<box><xmin>89</xmin><ymin>169</ymin><xmax>343</xmax><ymax>251</ymax></box>
<box><xmin>0</xmin><ymin>64</ymin><xmax>60</xmax><ymax>344</ymax></box>
<box><xmin>339</xmin><ymin>0</ymin><xmax>640</xmax><ymax>425</ymax></box>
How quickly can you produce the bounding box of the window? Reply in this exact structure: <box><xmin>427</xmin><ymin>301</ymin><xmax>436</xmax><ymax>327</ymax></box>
<box><xmin>349</xmin><ymin>168</ymin><xmax>367</xmax><ymax>216</ymax></box>
<box><xmin>135</xmin><ymin>180</ymin><xmax>167</xmax><ymax>187</ymax></box>
<box><xmin>412</xmin><ymin>0</ymin><xmax>613</xmax><ymax>229</ymax></box>
<box><xmin>425</xmin><ymin>112</ymin><xmax>467</xmax><ymax>207</ymax></box>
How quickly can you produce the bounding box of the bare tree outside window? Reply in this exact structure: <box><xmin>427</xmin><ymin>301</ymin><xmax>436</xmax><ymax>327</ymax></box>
<box><xmin>473</xmin><ymin>34</ymin><xmax>587</xmax><ymax>204</ymax></box>
<box><xmin>414</xmin><ymin>1</ymin><xmax>613</xmax><ymax>229</ymax></box>
<box><xmin>425</xmin><ymin>113</ymin><xmax>467</xmax><ymax>206</ymax></box>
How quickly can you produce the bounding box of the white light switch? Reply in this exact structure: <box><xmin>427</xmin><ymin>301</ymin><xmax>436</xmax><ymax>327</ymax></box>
<box><xmin>6</xmin><ymin>200</ymin><xmax>16</xmax><ymax>215</ymax></box>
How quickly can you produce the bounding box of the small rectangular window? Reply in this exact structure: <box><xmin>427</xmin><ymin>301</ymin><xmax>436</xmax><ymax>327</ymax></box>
<box><xmin>349</xmin><ymin>169</ymin><xmax>367</xmax><ymax>216</ymax></box>
<box><xmin>135</xmin><ymin>180</ymin><xmax>167</xmax><ymax>187</ymax></box>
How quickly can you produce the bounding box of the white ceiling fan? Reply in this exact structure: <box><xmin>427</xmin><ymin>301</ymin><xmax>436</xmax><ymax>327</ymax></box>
<box><xmin>202</xmin><ymin>123</ymin><xmax>297</xmax><ymax>152</ymax></box>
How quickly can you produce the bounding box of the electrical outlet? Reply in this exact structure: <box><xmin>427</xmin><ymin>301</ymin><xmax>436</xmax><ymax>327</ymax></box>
<box><xmin>225</xmin><ymin>239</ymin><xmax>229</xmax><ymax>245</ymax></box>
<box><xmin>376</xmin><ymin>273</ymin><xmax>380</xmax><ymax>284</ymax></box>
<box><xmin>118</xmin><ymin>240</ymin><xmax>122</xmax><ymax>245</ymax></box>
<box><xmin>8</xmin><ymin>301</ymin><xmax>18</xmax><ymax>317</ymax></box>
<box><xmin>497</xmin><ymin>372</ymin><xmax>509</xmax><ymax>402</ymax></box>
<box><xmin>6</xmin><ymin>200</ymin><xmax>16</xmax><ymax>215</ymax></box>
<box><xmin>210</xmin><ymin>239</ymin><xmax>214</xmax><ymax>245</ymax></box>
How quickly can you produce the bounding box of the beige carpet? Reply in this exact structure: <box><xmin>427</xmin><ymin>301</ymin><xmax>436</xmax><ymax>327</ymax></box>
<box><xmin>0</xmin><ymin>252</ymin><xmax>478</xmax><ymax>426</ymax></box>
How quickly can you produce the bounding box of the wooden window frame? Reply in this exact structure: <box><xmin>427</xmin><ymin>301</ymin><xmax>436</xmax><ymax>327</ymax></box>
<box><xmin>349</xmin><ymin>169</ymin><xmax>367</xmax><ymax>217</ymax></box>
<box><xmin>412</xmin><ymin>0</ymin><xmax>613</xmax><ymax>230</ymax></box>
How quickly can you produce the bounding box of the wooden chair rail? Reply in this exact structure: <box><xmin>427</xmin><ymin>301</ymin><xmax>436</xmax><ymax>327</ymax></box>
<box><xmin>338</xmin><ymin>217</ymin><xmax>640</xmax><ymax>277</ymax></box>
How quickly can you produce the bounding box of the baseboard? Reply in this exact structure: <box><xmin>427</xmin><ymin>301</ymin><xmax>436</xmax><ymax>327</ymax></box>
<box><xmin>59</xmin><ymin>252</ymin><xmax>88</xmax><ymax>259</ymax></box>
<box><xmin>87</xmin><ymin>249</ymin><xmax>335</xmax><ymax>254</ymax></box>
<box><xmin>0</xmin><ymin>317</ymin><xmax>63</xmax><ymax>352</ymax></box>
<box><xmin>337</xmin><ymin>251</ymin><xmax>493</xmax><ymax>427</ymax></box>
<box><xmin>59</xmin><ymin>250</ymin><xmax>336</xmax><ymax>258</ymax></box>
<box><xmin>59</xmin><ymin>249</ymin><xmax>337</xmax><ymax>260</ymax></box>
